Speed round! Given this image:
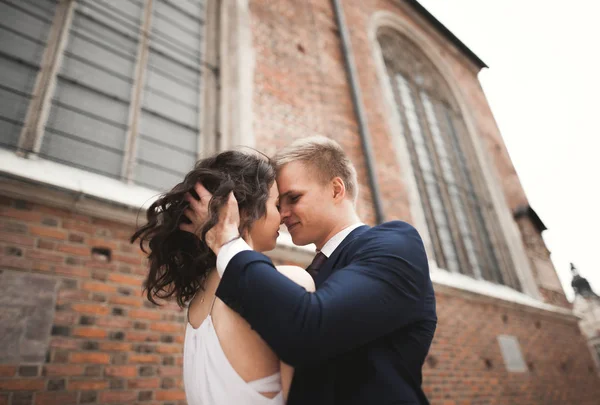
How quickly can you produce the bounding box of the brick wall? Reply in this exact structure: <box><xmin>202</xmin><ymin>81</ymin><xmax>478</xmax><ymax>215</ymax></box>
<box><xmin>427</xmin><ymin>288</ymin><xmax>598</xmax><ymax>404</ymax></box>
<box><xmin>2</xmin><ymin>195</ymin><xmax>599</xmax><ymax>405</ymax></box>
<box><xmin>0</xmin><ymin>197</ymin><xmax>186</xmax><ymax>405</ymax></box>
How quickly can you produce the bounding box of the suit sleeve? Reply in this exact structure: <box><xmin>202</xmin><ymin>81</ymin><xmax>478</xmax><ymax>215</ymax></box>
<box><xmin>215</xmin><ymin>221</ymin><xmax>435</xmax><ymax>367</ymax></box>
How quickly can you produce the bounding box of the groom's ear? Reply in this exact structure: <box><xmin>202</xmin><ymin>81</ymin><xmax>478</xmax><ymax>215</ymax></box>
<box><xmin>331</xmin><ymin>177</ymin><xmax>346</xmax><ymax>202</ymax></box>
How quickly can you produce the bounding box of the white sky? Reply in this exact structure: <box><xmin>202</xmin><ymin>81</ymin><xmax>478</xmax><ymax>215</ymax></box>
<box><xmin>417</xmin><ymin>0</ymin><xmax>600</xmax><ymax>300</ymax></box>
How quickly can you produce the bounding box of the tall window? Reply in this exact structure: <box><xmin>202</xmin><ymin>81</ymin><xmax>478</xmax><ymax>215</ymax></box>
<box><xmin>378</xmin><ymin>28</ymin><xmax>521</xmax><ymax>290</ymax></box>
<box><xmin>0</xmin><ymin>0</ymin><xmax>214</xmax><ymax>192</ymax></box>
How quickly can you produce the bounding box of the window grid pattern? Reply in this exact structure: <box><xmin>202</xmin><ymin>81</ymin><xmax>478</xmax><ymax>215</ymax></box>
<box><xmin>0</xmin><ymin>0</ymin><xmax>57</xmax><ymax>150</ymax></box>
<box><xmin>136</xmin><ymin>0</ymin><xmax>206</xmax><ymax>190</ymax></box>
<box><xmin>1</xmin><ymin>0</ymin><xmax>210</xmax><ymax>192</ymax></box>
<box><xmin>379</xmin><ymin>29</ymin><xmax>519</xmax><ymax>289</ymax></box>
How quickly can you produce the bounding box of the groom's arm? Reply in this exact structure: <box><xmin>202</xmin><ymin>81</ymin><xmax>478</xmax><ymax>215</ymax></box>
<box><xmin>215</xmin><ymin>221</ymin><xmax>436</xmax><ymax>367</ymax></box>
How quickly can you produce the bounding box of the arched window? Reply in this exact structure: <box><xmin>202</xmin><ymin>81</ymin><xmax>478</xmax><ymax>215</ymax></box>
<box><xmin>378</xmin><ymin>28</ymin><xmax>521</xmax><ymax>290</ymax></box>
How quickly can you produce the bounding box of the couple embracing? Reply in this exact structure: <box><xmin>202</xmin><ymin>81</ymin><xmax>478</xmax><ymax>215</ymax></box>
<box><xmin>132</xmin><ymin>136</ymin><xmax>437</xmax><ymax>405</ymax></box>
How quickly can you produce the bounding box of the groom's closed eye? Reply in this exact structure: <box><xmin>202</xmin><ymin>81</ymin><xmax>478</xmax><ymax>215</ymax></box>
<box><xmin>287</xmin><ymin>194</ymin><xmax>300</xmax><ymax>204</ymax></box>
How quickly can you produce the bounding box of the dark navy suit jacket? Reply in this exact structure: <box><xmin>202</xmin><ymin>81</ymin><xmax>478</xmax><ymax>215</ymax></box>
<box><xmin>216</xmin><ymin>221</ymin><xmax>437</xmax><ymax>404</ymax></box>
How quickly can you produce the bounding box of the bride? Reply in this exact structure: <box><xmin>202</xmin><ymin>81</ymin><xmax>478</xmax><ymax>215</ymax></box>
<box><xmin>132</xmin><ymin>150</ymin><xmax>314</xmax><ymax>404</ymax></box>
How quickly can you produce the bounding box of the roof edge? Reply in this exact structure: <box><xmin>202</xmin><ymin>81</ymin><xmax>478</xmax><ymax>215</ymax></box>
<box><xmin>406</xmin><ymin>0</ymin><xmax>488</xmax><ymax>69</ymax></box>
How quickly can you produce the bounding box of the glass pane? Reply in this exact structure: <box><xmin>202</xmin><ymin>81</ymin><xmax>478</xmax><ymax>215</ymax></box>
<box><xmin>422</xmin><ymin>93</ymin><xmax>482</xmax><ymax>278</ymax></box>
<box><xmin>444</xmin><ymin>107</ymin><xmax>503</xmax><ymax>283</ymax></box>
<box><xmin>40</xmin><ymin>0</ymin><xmax>142</xmax><ymax>178</ymax></box>
<box><xmin>134</xmin><ymin>0</ymin><xmax>206</xmax><ymax>191</ymax></box>
<box><xmin>396</xmin><ymin>74</ymin><xmax>460</xmax><ymax>272</ymax></box>
<box><xmin>0</xmin><ymin>0</ymin><xmax>57</xmax><ymax>151</ymax></box>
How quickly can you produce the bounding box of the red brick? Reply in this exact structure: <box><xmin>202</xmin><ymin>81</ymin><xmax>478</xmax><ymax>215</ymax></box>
<box><xmin>157</xmin><ymin>345</ymin><xmax>181</xmax><ymax>354</ymax></box>
<box><xmin>43</xmin><ymin>364</ymin><xmax>85</xmax><ymax>376</ymax></box>
<box><xmin>63</xmin><ymin>219</ymin><xmax>96</xmax><ymax>234</ymax></box>
<box><xmin>49</xmin><ymin>337</ymin><xmax>80</xmax><ymax>350</ymax></box>
<box><xmin>0</xmin><ymin>379</ymin><xmax>45</xmax><ymax>390</ymax></box>
<box><xmin>98</xmin><ymin>342</ymin><xmax>132</xmax><ymax>352</ymax></box>
<box><xmin>70</xmin><ymin>352</ymin><xmax>111</xmax><ymax>364</ymax></box>
<box><xmin>158</xmin><ymin>367</ymin><xmax>182</xmax><ymax>377</ymax></box>
<box><xmin>126</xmin><ymin>331</ymin><xmax>160</xmax><ymax>342</ymax></box>
<box><xmin>53</xmin><ymin>312</ymin><xmax>78</xmax><ymax>325</ymax></box>
<box><xmin>129</xmin><ymin>309</ymin><xmax>161</xmax><ymax>321</ymax></box>
<box><xmin>0</xmin><ymin>232</ymin><xmax>34</xmax><ymax>246</ymax></box>
<box><xmin>54</xmin><ymin>265</ymin><xmax>90</xmax><ymax>278</ymax></box>
<box><xmin>72</xmin><ymin>327</ymin><xmax>107</xmax><ymax>339</ymax></box>
<box><xmin>81</xmin><ymin>281</ymin><xmax>116</xmax><ymax>293</ymax></box>
<box><xmin>98</xmin><ymin>391</ymin><xmax>137</xmax><ymax>403</ymax></box>
<box><xmin>88</xmin><ymin>237</ymin><xmax>119</xmax><ymax>250</ymax></box>
<box><xmin>37</xmin><ymin>206</ymin><xmax>69</xmax><ymax>217</ymax></box>
<box><xmin>129</xmin><ymin>354</ymin><xmax>161</xmax><ymax>364</ymax></box>
<box><xmin>107</xmin><ymin>272</ymin><xmax>143</xmax><ymax>286</ymax></box>
<box><xmin>72</xmin><ymin>303</ymin><xmax>109</xmax><ymax>315</ymax></box>
<box><xmin>104</xmin><ymin>366</ymin><xmax>137</xmax><ymax>378</ymax></box>
<box><xmin>57</xmin><ymin>244</ymin><xmax>90</xmax><ymax>256</ymax></box>
<box><xmin>37</xmin><ymin>239</ymin><xmax>57</xmax><ymax>250</ymax></box>
<box><xmin>95</xmin><ymin>317</ymin><xmax>132</xmax><ymax>329</ymax></box>
<box><xmin>127</xmin><ymin>378</ymin><xmax>160</xmax><ymax>389</ymax></box>
<box><xmin>0</xmin><ymin>255</ymin><xmax>33</xmax><ymax>270</ymax></box>
<box><xmin>109</xmin><ymin>295</ymin><xmax>144</xmax><ymax>307</ymax></box>
<box><xmin>34</xmin><ymin>392</ymin><xmax>78</xmax><ymax>405</ymax></box>
<box><xmin>112</xmin><ymin>253</ymin><xmax>144</xmax><ymax>266</ymax></box>
<box><xmin>29</xmin><ymin>225</ymin><xmax>67</xmax><ymax>240</ymax></box>
<box><xmin>32</xmin><ymin>261</ymin><xmax>54</xmax><ymax>272</ymax></box>
<box><xmin>155</xmin><ymin>390</ymin><xmax>186</xmax><ymax>401</ymax></box>
<box><xmin>150</xmin><ymin>322</ymin><xmax>182</xmax><ymax>333</ymax></box>
<box><xmin>0</xmin><ymin>207</ymin><xmax>42</xmax><ymax>222</ymax></box>
<box><xmin>27</xmin><ymin>249</ymin><xmax>64</xmax><ymax>263</ymax></box>
<box><xmin>57</xmin><ymin>289</ymin><xmax>89</xmax><ymax>303</ymax></box>
<box><xmin>68</xmin><ymin>233</ymin><xmax>85</xmax><ymax>243</ymax></box>
<box><xmin>0</xmin><ymin>365</ymin><xmax>17</xmax><ymax>377</ymax></box>
<box><xmin>67</xmin><ymin>379</ymin><xmax>109</xmax><ymax>390</ymax></box>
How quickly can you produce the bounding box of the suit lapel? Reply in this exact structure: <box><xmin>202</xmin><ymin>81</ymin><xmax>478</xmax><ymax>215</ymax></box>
<box><xmin>315</xmin><ymin>225</ymin><xmax>370</xmax><ymax>287</ymax></box>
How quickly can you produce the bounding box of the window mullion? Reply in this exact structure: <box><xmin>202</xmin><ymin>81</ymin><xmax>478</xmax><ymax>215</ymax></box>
<box><xmin>436</xmin><ymin>101</ymin><xmax>488</xmax><ymax>280</ymax></box>
<box><xmin>121</xmin><ymin>0</ymin><xmax>153</xmax><ymax>183</ymax></box>
<box><xmin>447</xmin><ymin>112</ymin><xmax>502</xmax><ymax>283</ymax></box>
<box><xmin>388</xmin><ymin>70</ymin><xmax>446</xmax><ymax>269</ymax></box>
<box><xmin>452</xmin><ymin>113</ymin><xmax>521</xmax><ymax>288</ymax></box>
<box><xmin>413</xmin><ymin>88</ymin><xmax>471</xmax><ymax>276</ymax></box>
<box><xmin>17</xmin><ymin>0</ymin><xmax>76</xmax><ymax>156</ymax></box>
<box><xmin>199</xmin><ymin>0</ymin><xmax>220</xmax><ymax>157</ymax></box>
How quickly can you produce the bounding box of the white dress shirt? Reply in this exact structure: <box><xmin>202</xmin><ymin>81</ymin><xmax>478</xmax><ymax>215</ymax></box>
<box><xmin>216</xmin><ymin>222</ymin><xmax>365</xmax><ymax>277</ymax></box>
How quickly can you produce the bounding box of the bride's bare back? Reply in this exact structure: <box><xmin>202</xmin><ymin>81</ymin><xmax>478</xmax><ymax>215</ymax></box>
<box><xmin>187</xmin><ymin>265</ymin><xmax>315</xmax><ymax>400</ymax></box>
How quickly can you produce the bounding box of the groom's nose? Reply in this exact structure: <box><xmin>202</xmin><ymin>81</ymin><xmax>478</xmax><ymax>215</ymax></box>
<box><xmin>279</xmin><ymin>203</ymin><xmax>291</xmax><ymax>223</ymax></box>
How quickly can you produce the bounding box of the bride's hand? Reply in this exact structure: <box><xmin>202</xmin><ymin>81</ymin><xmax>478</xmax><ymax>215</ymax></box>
<box><xmin>179</xmin><ymin>183</ymin><xmax>241</xmax><ymax>256</ymax></box>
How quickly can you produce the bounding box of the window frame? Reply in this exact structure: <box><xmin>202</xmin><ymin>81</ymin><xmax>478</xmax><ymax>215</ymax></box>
<box><xmin>2</xmin><ymin>0</ymin><xmax>253</xmax><ymax>206</ymax></box>
<box><xmin>368</xmin><ymin>9</ymin><xmax>541</xmax><ymax>299</ymax></box>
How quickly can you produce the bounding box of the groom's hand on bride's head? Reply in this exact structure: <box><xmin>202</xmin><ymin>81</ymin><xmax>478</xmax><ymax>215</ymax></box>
<box><xmin>179</xmin><ymin>183</ymin><xmax>241</xmax><ymax>256</ymax></box>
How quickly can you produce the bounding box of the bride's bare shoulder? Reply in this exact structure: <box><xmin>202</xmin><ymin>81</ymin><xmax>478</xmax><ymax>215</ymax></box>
<box><xmin>276</xmin><ymin>265</ymin><xmax>316</xmax><ymax>292</ymax></box>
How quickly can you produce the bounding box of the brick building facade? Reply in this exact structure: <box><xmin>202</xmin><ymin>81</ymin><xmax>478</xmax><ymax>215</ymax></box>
<box><xmin>0</xmin><ymin>0</ymin><xmax>598</xmax><ymax>404</ymax></box>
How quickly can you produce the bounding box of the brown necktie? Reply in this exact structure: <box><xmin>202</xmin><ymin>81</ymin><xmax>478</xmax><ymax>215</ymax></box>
<box><xmin>306</xmin><ymin>252</ymin><xmax>327</xmax><ymax>278</ymax></box>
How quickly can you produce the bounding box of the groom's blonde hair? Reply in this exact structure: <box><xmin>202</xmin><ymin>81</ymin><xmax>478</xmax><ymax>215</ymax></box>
<box><xmin>274</xmin><ymin>136</ymin><xmax>359</xmax><ymax>203</ymax></box>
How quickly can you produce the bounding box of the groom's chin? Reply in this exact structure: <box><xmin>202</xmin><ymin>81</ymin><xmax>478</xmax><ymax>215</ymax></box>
<box><xmin>290</xmin><ymin>234</ymin><xmax>310</xmax><ymax>247</ymax></box>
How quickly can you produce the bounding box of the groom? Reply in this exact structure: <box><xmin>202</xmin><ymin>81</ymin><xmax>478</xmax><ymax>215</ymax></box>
<box><xmin>184</xmin><ymin>137</ymin><xmax>437</xmax><ymax>404</ymax></box>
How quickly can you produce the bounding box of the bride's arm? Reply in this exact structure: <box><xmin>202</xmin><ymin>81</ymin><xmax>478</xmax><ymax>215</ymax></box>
<box><xmin>274</xmin><ymin>265</ymin><xmax>315</xmax><ymax>401</ymax></box>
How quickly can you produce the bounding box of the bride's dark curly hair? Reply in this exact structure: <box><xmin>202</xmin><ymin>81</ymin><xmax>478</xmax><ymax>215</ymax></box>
<box><xmin>131</xmin><ymin>150</ymin><xmax>276</xmax><ymax>307</ymax></box>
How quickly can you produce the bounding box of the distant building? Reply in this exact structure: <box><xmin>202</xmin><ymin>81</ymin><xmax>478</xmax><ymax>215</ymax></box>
<box><xmin>0</xmin><ymin>0</ymin><xmax>598</xmax><ymax>404</ymax></box>
<box><xmin>572</xmin><ymin>264</ymin><xmax>600</xmax><ymax>369</ymax></box>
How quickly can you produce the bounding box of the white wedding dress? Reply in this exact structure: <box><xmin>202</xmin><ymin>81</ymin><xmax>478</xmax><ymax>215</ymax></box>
<box><xmin>183</xmin><ymin>297</ymin><xmax>284</xmax><ymax>405</ymax></box>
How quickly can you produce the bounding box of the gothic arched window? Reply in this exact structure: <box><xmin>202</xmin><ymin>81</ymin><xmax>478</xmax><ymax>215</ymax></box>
<box><xmin>378</xmin><ymin>28</ymin><xmax>521</xmax><ymax>290</ymax></box>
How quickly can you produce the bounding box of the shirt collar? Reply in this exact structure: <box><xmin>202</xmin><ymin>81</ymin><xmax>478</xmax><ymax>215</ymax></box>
<box><xmin>319</xmin><ymin>222</ymin><xmax>365</xmax><ymax>258</ymax></box>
